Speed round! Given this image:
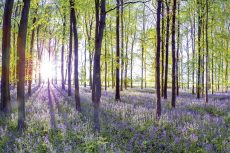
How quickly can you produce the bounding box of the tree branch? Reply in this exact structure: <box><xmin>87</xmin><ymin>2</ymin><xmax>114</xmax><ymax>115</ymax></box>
<box><xmin>106</xmin><ymin>0</ymin><xmax>151</xmax><ymax>14</ymax></box>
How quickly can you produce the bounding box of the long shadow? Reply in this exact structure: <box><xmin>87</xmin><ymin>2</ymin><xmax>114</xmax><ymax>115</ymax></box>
<box><xmin>48</xmin><ymin>81</ymin><xmax>56</xmax><ymax>129</ymax></box>
<box><xmin>50</xmin><ymin>84</ymin><xmax>70</xmax><ymax>130</ymax></box>
<box><xmin>52</xmin><ymin>84</ymin><xmax>92</xmax><ymax>124</ymax></box>
<box><xmin>4</xmin><ymin>84</ymin><xmax>43</xmax><ymax>152</ymax></box>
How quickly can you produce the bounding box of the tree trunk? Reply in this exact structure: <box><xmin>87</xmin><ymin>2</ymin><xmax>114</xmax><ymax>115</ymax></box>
<box><xmin>156</xmin><ymin>0</ymin><xmax>162</xmax><ymax>119</ymax></box>
<box><xmin>120</xmin><ymin>0</ymin><xmax>124</xmax><ymax>91</ymax></box>
<box><xmin>205</xmin><ymin>0</ymin><xmax>209</xmax><ymax>103</ymax></box>
<box><xmin>186</xmin><ymin>28</ymin><xmax>189</xmax><ymax>89</ymax></box>
<box><xmin>161</xmin><ymin>1</ymin><xmax>165</xmax><ymax>97</ymax></box>
<box><xmin>197</xmin><ymin>0</ymin><xmax>202</xmax><ymax>99</ymax></box>
<box><xmin>171</xmin><ymin>0</ymin><xmax>176</xmax><ymax>108</ymax></box>
<box><xmin>61</xmin><ymin>14</ymin><xmax>66</xmax><ymax>90</ymax></box>
<box><xmin>164</xmin><ymin>0</ymin><xmax>170</xmax><ymax>99</ymax></box>
<box><xmin>28</xmin><ymin>12</ymin><xmax>37</xmax><ymax>96</ymax></box>
<box><xmin>1</xmin><ymin>0</ymin><xmax>14</xmax><ymax>113</ymax></box>
<box><xmin>68</xmin><ymin>11</ymin><xmax>73</xmax><ymax>96</ymax></box>
<box><xmin>84</xmin><ymin>40</ymin><xmax>87</xmax><ymax>87</ymax></box>
<box><xmin>17</xmin><ymin>0</ymin><xmax>31</xmax><ymax>130</ymax></box>
<box><xmin>176</xmin><ymin>0</ymin><xmax>180</xmax><ymax>96</ymax></box>
<box><xmin>115</xmin><ymin>0</ymin><xmax>121</xmax><ymax>100</ymax></box>
<box><xmin>70</xmin><ymin>0</ymin><xmax>81</xmax><ymax>111</ymax></box>
<box><xmin>92</xmin><ymin>0</ymin><xmax>106</xmax><ymax>132</ymax></box>
<box><xmin>104</xmin><ymin>25</ymin><xmax>107</xmax><ymax>91</ymax></box>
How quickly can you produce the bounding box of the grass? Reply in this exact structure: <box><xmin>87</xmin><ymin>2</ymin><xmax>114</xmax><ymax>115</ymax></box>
<box><xmin>0</xmin><ymin>86</ymin><xmax>229</xmax><ymax>152</ymax></box>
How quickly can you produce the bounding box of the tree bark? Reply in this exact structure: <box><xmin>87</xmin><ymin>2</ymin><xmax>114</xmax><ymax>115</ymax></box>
<box><xmin>1</xmin><ymin>0</ymin><xmax>14</xmax><ymax>113</ymax></box>
<box><xmin>205</xmin><ymin>0</ymin><xmax>209</xmax><ymax>103</ymax></box>
<box><xmin>156</xmin><ymin>0</ymin><xmax>162</xmax><ymax>119</ymax></box>
<box><xmin>161</xmin><ymin>1</ymin><xmax>165</xmax><ymax>97</ymax></box>
<box><xmin>28</xmin><ymin>10</ymin><xmax>37</xmax><ymax>96</ymax></box>
<box><xmin>70</xmin><ymin>0</ymin><xmax>81</xmax><ymax>111</ymax></box>
<box><xmin>17</xmin><ymin>0</ymin><xmax>31</xmax><ymax>130</ymax></box>
<box><xmin>120</xmin><ymin>0</ymin><xmax>124</xmax><ymax>91</ymax></box>
<box><xmin>68</xmin><ymin>10</ymin><xmax>73</xmax><ymax>96</ymax></box>
<box><xmin>171</xmin><ymin>0</ymin><xmax>176</xmax><ymax>108</ymax></box>
<box><xmin>197</xmin><ymin>0</ymin><xmax>202</xmax><ymax>99</ymax></box>
<box><xmin>115</xmin><ymin>0</ymin><xmax>121</xmax><ymax>100</ymax></box>
<box><xmin>92</xmin><ymin>0</ymin><xmax>106</xmax><ymax>132</ymax></box>
<box><xmin>61</xmin><ymin>14</ymin><xmax>66</xmax><ymax>90</ymax></box>
<box><xmin>164</xmin><ymin>0</ymin><xmax>170</xmax><ymax>99</ymax></box>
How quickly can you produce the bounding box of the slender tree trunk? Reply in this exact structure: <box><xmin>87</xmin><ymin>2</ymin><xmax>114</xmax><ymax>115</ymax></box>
<box><xmin>156</xmin><ymin>0</ymin><xmax>162</xmax><ymax>119</ymax></box>
<box><xmin>61</xmin><ymin>14</ymin><xmax>66</xmax><ymax>90</ymax></box>
<box><xmin>84</xmin><ymin>40</ymin><xmax>87</xmax><ymax>87</ymax></box>
<box><xmin>68</xmin><ymin>11</ymin><xmax>73</xmax><ymax>96</ymax></box>
<box><xmin>92</xmin><ymin>0</ymin><xmax>106</xmax><ymax>132</ymax></box>
<box><xmin>186</xmin><ymin>28</ymin><xmax>189</xmax><ymax>89</ymax></box>
<box><xmin>28</xmin><ymin>13</ymin><xmax>37</xmax><ymax>96</ymax></box>
<box><xmin>197</xmin><ymin>0</ymin><xmax>202</xmax><ymax>99</ymax></box>
<box><xmin>120</xmin><ymin>0</ymin><xmax>124</xmax><ymax>91</ymax></box>
<box><xmin>17</xmin><ymin>0</ymin><xmax>31</xmax><ymax>130</ymax></box>
<box><xmin>104</xmin><ymin>25</ymin><xmax>107</xmax><ymax>91</ymax></box>
<box><xmin>171</xmin><ymin>0</ymin><xmax>177</xmax><ymax>108</ymax></box>
<box><xmin>110</xmin><ymin>17</ymin><xmax>114</xmax><ymax>89</ymax></box>
<box><xmin>124</xmin><ymin>6</ymin><xmax>131</xmax><ymax>89</ymax></box>
<box><xmin>115</xmin><ymin>0</ymin><xmax>121</xmax><ymax>100</ymax></box>
<box><xmin>190</xmin><ymin>7</ymin><xmax>196</xmax><ymax>95</ymax></box>
<box><xmin>205</xmin><ymin>0</ymin><xmax>209</xmax><ymax>103</ymax></box>
<box><xmin>161</xmin><ymin>1</ymin><xmax>165</xmax><ymax>97</ymax></box>
<box><xmin>70</xmin><ymin>0</ymin><xmax>81</xmax><ymax>111</ymax></box>
<box><xmin>176</xmin><ymin>0</ymin><xmax>180</xmax><ymax>96</ymax></box>
<box><xmin>130</xmin><ymin>28</ymin><xmax>136</xmax><ymax>89</ymax></box>
<box><xmin>1</xmin><ymin>0</ymin><xmax>14</xmax><ymax>113</ymax></box>
<box><xmin>164</xmin><ymin>0</ymin><xmax>170</xmax><ymax>99</ymax></box>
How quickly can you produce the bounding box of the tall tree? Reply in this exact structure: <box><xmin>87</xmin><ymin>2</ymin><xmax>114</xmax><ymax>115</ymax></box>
<box><xmin>176</xmin><ymin>0</ymin><xmax>180</xmax><ymax>96</ymax></box>
<box><xmin>70</xmin><ymin>0</ymin><xmax>81</xmax><ymax>111</ymax></box>
<box><xmin>68</xmin><ymin>9</ymin><xmax>73</xmax><ymax>96</ymax></box>
<box><xmin>156</xmin><ymin>0</ymin><xmax>162</xmax><ymax>119</ymax></box>
<box><xmin>171</xmin><ymin>0</ymin><xmax>176</xmax><ymax>108</ymax></box>
<box><xmin>0</xmin><ymin>0</ymin><xmax>14</xmax><ymax>113</ymax></box>
<box><xmin>120</xmin><ymin>0</ymin><xmax>124</xmax><ymax>91</ymax></box>
<box><xmin>61</xmin><ymin>12</ymin><xmax>66</xmax><ymax>90</ymax></box>
<box><xmin>161</xmin><ymin>1</ymin><xmax>165</xmax><ymax>97</ymax></box>
<box><xmin>197</xmin><ymin>0</ymin><xmax>202</xmax><ymax>99</ymax></box>
<box><xmin>164</xmin><ymin>0</ymin><xmax>170</xmax><ymax>99</ymax></box>
<box><xmin>28</xmin><ymin>8</ymin><xmax>37</xmax><ymax>96</ymax></box>
<box><xmin>115</xmin><ymin>0</ymin><xmax>121</xmax><ymax>100</ymax></box>
<box><xmin>17</xmin><ymin>0</ymin><xmax>31</xmax><ymax>130</ymax></box>
<box><xmin>92</xmin><ymin>0</ymin><xmax>106</xmax><ymax>132</ymax></box>
<box><xmin>205</xmin><ymin>0</ymin><xmax>209</xmax><ymax>103</ymax></box>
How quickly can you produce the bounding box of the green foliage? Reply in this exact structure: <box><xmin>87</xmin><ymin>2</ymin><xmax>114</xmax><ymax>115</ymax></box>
<box><xmin>80</xmin><ymin>136</ymin><xmax>108</xmax><ymax>153</ymax></box>
<box><xmin>188</xmin><ymin>105</ymin><xmax>225</xmax><ymax>116</ymax></box>
<box><xmin>224</xmin><ymin>113</ymin><xmax>230</xmax><ymax>125</ymax></box>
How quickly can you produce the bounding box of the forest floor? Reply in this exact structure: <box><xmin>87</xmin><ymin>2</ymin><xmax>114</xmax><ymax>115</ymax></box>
<box><xmin>0</xmin><ymin>83</ymin><xmax>230</xmax><ymax>152</ymax></box>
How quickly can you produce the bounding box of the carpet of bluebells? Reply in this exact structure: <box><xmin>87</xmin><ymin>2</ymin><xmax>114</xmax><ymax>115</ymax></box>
<box><xmin>0</xmin><ymin>84</ymin><xmax>230</xmax><ymax>152</ymax></box>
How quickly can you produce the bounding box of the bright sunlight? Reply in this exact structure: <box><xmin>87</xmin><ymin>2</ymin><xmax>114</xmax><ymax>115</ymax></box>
<box><xmin>40</xmin><ymin>58</ymin><xmax>54</xmax><ymax>81</ymax></box>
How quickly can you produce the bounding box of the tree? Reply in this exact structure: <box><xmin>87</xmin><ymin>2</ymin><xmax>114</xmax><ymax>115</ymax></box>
<box><xmin>197</xmin><ymin>0</ymin><xmax>202</xmax><ymax>99</ymax></box>
<box><xmin>92</xmin><ymin>0</ymin><xmax>106</xmax><ymax>132</ymax></box>
<box><xmin>115</xmin><ymin>0</ymin><xmax>121</xmax><ymax>100</ymax></box>
<box><xmin>70</xmin><ymin>0</ymin><xmax>81</xmax><ymax>111</ymax></box>
<box><xmin>164</xmin><ymin>0</ymin><xmax>170</xmax><ymax>99</ymax></box>
<box><xmin>17</xmin><ymin>0</ymin><xmax>31</xmax><ymax>130</ymax></box>
<box><xmin>68</xmin><ymin>7</ymin><xmax>73</xmax><ymax>96</ymax></box>
<box><xmin>156</xmin><ymin>0</ymin><xmax>162</xmax><ymax>119</ymax></box>
<box><xmin>205</xmin><ymin>0</ymin><xmax>209</xmax><ymax>103</ymax></box>
<box><xmin>61</xmin><ymin>11</ymin><xmax>66</xmax><ymax>90</ymax></box>
<box><xmin>0</xmin><ymin>0</ymin><xmax>14</xmax><ymax>113</ymax></box>
<box><xmin>171</xmin><ymin>0</ymin><xmax>176</xmax><ymax>108</ymax></box>
<box><xmin>28</xmin><ymin>7</ymin><xmax>38</xmax><ymax>96</ymax></box>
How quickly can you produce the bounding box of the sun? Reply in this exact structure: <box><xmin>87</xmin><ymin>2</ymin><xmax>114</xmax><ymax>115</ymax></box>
<box><xmin>40</xmin><ymin>59</ymin><xmax>54</xmax><ymax>81</ymax></box>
